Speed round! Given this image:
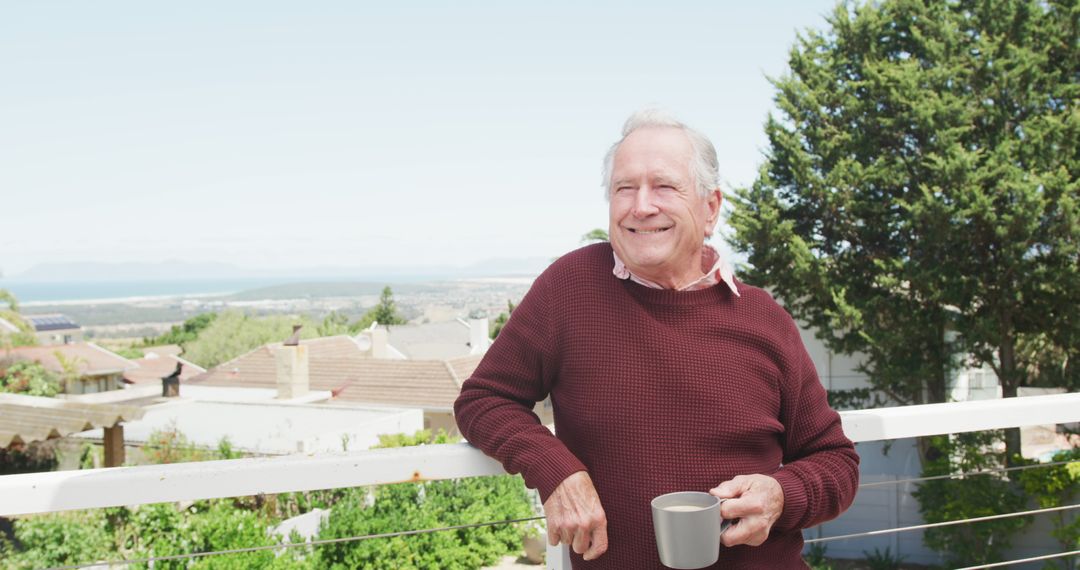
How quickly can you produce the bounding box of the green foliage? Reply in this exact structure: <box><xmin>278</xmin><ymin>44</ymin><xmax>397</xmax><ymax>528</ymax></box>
<box><xmin>4</xmin><ymin>430</ymin><xmax>531</xmax><ymax>569</ymax></box>
<box><xmin>826</xmin><ymin>387</ymin><xmax>887</xmax><ymax>411</ymax></box>
<box><xmin>375</xmin><ymin>428</ymin><xmax>456</xmax><ymax>449</ymax></box>
<box><xmin>144</xmin><ymin>422</ymin><xmax>211</xmax><ymax>464</ymax></box>
<box><xmin>727</xmin><ymin>0</ymin><xmax>1080</xmax><ymax>457</ymax></box>
<box><xmin>862</xmin><ymin>546</ymin><xmax>905</xmax><ymax>570</ymax></box>
<box><xmin>1017</xmin><ymin>448</ymin><xmax>1080</xmax><ymax>566</ymax></box>
<box><xmin>804</xmin><ymin>543</ymin><xmax>833</xmax><ymax>569</ymax></box>
<box><xmin>79</xmin><ymin>442</ymin><xmax>102</xmax><ymax>470</ymax></box>
<box><xmin>0</xmin><ymin>288</ymin><xmax>18</xmax><ymax>312</ymax></box>
<box><xmin>216</xmin><ymin>436</ymin><xmax>243</xmax><ymax>460</ymax></box>
<box><xmin>350</xmin><ymin>286</ymin><xmax>408</xmax><ymax>332</ymax></box>
<box><xmin>143</xmin><ymin>312</ymin><xmax>218</xmax><ymax>347</ymax></box>
<box><xmin>113</xmin><ymin>346</ymin><xmax>145</xmax><ymax>359</ymax></box>
<box><xmin>580</xmin><ymin>228</ymin><xmax>609</xmax><ymax>243</ymax></box>
<box><xmin>180</xmin><ymin>310</ymin><xmax>319</xmax><ymax>368</ymax></box>
<box><xmin>127</xmin><ymin>501</ymin><xmax>287</xmax><ymax>570</ymax></box>
<box><xmin>489</xmin><ymin>300</ymin><xmax>516</xmax><ymax>340</ymax></box>
<box><xmin>143</xmin><ymin>425</ymin><xmax>244</xmax><ymax>464</ymax></box>
<box><xmin>0</xmin><ymin>361</ymin><xmax>61</xmax><ymax>397</ymax></box>
<box><xmin>0</xmin><ymin>305</ymin><xmax>38</xmax><ymax>347</ymax></box>
<box><xmin>315</xmin><ymin>429</ymin><xmax>534</xmax><ymax>569</ymax></box>
<box><xmin>318</xmin><ymin>310</ymin><xmax>352</xmax><ymax>337</ymax></box>
<box><xmin>913</xmin><ymin>432</ymin><xmax>1030</xmax><ymax>566</ymax></box>
<box><xmin>0</xmin><ymin>509</ymin><xmax>113</xmax><ymax>569</ymax></box>
<box><xmin>0</xmin><ymin>441</ymin><xmax>58</xmax><ymax>476</ymax></box>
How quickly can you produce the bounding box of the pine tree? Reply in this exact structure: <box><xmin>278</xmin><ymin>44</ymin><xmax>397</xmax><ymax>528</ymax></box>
<box><xmin>729</xmin><ymin>0</ymin><xmax>1079</xmax><ymax>464</ymax></box>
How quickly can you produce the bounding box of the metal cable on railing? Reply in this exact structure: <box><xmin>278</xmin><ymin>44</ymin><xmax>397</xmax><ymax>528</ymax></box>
<box><xmin>856</xmin><ymin>459</ymin><xmax>1077</xmax><ymax>489</ymax></box>
<box><xmin>37</xmin><ymin>461</ymin><xmax>1079</xmax><ymax>568</ymax></box>
<box><xmin>954</xmin><ymin>550</ymin><xmax>1080</xmax><ymax>570</ymax></box>
<box><xmin>43</xmin><ymin>515</ymin><xmax>546</xmax><ymax>570</ymax></box>
<box><xmin>44</xmin><ymin>502</ymin><xmax>1079</xmax><ymax>569</ymax></box>
<box><xmin>804</xmin><ymin>503</ymin><xmax>1079</xmax><ymax>544</ymax></box>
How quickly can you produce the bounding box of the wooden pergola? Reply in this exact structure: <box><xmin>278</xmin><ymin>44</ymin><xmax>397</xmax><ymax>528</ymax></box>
<box><xmin>0</xmin><ymin>393</ymin><xmax>145</xmax><ymax>467</ymax></box>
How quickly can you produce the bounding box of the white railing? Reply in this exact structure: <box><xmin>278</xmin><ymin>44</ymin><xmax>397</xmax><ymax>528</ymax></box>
<box><xmin>1</xmin><ymin>392</ymin><xmax>1078</xmax><ymax>569</ymax></box>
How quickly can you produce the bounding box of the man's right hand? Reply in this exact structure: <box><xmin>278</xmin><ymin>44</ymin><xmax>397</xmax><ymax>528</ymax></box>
<box><xmin>543</xmin><ymin>471</ymin><xmax>608</xmax><ymax>561</ymax></box>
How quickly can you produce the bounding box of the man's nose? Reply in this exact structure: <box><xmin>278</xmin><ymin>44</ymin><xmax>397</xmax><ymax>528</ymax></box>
<box><xmin>631</xmin><ymin>186</ymin><xmax>660</xmax><ymax>217</ymax></box>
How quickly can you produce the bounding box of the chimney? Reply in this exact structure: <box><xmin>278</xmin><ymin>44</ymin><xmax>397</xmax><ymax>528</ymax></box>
<box><xmin>162</xmin><ymin>362</ymin><xmax>182</xmax><ymax>398</ymax></box>
<box><xmin>276</xmin><ymin>326</ymin><xmax>309</xmax><ymax>399</ymax></box>
<box><xmin>370</xmin><ymin>328</ymin><xmax>389</xmax><ymax>359</ymax></box>
<box><xmin>468</xmin><ymin>317</ymin><xmax>490</xmax><ymax>355</ymax></box>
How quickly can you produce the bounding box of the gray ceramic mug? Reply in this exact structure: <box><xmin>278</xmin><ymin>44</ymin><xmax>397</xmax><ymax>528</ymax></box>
<box><xmin>651</xmin><ymin>491</ymin><xmax>733</xmax><ymax>569</ymax></box>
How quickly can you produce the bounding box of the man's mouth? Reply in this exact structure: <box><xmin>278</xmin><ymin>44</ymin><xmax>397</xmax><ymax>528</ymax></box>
<box><xmin>628</xmin><ymin>227</ymin><xmax>671</xmax><ymax>235</ymax></box>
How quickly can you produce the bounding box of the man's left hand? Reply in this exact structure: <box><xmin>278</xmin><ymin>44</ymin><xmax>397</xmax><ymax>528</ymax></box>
<box><xmin>709</xmin><ymin>474</ymin><xmax>784</xmax><ymax>547</ymax></box>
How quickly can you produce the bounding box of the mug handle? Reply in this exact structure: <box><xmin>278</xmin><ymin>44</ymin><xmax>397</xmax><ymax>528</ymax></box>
<box><xmin>716</xmin><ymin>498</ymin><xmax>734</xmax><ymax>536</ymax></box>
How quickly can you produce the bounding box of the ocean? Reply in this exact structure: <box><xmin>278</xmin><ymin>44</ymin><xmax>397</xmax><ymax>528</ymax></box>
<box><xmin>2</xmin><ymin>278</ymin><xmax>305</xmax><ymax>304</ymax></box>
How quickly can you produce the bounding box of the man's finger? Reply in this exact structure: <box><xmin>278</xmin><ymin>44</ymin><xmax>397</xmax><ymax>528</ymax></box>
<box><xmin>547</xmin><ymin>524</ymin><xmax>561</xmax><ymax>547</ymax></box>
<box><xmin>571</xmin><ymin>525</ymin><xmax>591</xmax><ymax>554</ymax></box>
<box><xmin>720</xmin><ymin>519</ymin><xmax>753</xmax><ymax>547</ymax></box>
<box><xmin>720</xmin><ymin>495</ymin><xmax>766</xmax><ymax>520</ymax></box>
<box><xmin>560</xmin><ymin>527</ymin><xmax>575</xmax><ymax>547</ymax></box>
<box><xmin>710</xmin><ymin>476</ymin><xmax>748</xmax><ymax>499</ymax></box>
<box><xmin>583</xmin><ymin>524</ymin><xmax>608</xmax><ymax>561</ymax></box>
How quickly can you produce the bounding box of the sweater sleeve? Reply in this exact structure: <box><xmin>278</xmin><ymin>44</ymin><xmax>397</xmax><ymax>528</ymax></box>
<box><xmin>770</xmin><ymin>313</ymin><xmax>860</xmax><ymax>532</ymax></box>
<box><xmin>454</xmin><ymin>272</ymin><xmax>587</xmax><ymax>502</ymax></box>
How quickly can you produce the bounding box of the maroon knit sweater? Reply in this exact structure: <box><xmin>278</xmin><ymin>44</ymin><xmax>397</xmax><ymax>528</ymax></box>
<box><xmin>455</xmin><ymin>244</ymin><xmax>859</xmax><ymax>569</ymax></box>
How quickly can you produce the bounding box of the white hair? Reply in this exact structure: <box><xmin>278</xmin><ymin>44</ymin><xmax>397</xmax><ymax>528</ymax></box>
<box><xmin>601</xmin><ymin>108</ymin><xmax>720</xmax><ymax>199</ymax></box>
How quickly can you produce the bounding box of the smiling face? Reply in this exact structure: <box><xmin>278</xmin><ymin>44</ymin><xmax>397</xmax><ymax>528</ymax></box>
<box><xmin>608</xmin><ymin>127</ymin><xmax>721</xmax><ymax>289</ymax></box>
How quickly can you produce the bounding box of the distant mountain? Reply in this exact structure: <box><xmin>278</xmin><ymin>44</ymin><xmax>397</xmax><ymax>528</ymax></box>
<box><xmin>459</xmin><ymin>256</ymin><xmax>552</xmax><ymax>277</ymax></box>
<box><xmin>14</xmin><ymin>261</ymin><xmax>257</xmax><ymax>281</ymax></box>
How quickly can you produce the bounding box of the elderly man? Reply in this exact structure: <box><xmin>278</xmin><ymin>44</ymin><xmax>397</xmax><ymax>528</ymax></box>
<box><xmin>455</xmin><ymin>110</ymin><xmax>859</xmax><ymax>569</ymax></box>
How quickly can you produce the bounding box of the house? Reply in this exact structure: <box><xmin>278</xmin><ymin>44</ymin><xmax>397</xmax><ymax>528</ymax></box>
<box><xmin>70</xmin><ymin>385</ymin><xmax>423</xmax><ymax>456</ymax></box>
<box><xmin>122</xmin><ymin>347</ymin><xmax>206</xmax><ymax>386</ymax></box>
<box><xmin>187</xmin><ymin>325</ymin><xmax>546</xmax><ymax>435</ymax></box>
<box><xmin>379</xmin><ymin>318</ymin><xmax>491</xmax><ymax>360</ymax></box>
<box><xmin>22</xmin><ymin>314</ymin><xmax>83</xmax><ymax>345</ymax></box>
<box><xmin>794</xmin><ymin>324</ymin><xmax>1071</xmax><ymax>565</ymax></box>
<box><xmin>1</xmin><ymin>343</ymin><xmax>137</xmax><ymax>394</ymax></box>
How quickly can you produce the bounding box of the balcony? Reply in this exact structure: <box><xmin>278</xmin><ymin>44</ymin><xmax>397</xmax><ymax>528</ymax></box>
<box><xmin>1</xmin><ymin>392</ymin><xmax>1078</xmax><ymax>569</ymax></box>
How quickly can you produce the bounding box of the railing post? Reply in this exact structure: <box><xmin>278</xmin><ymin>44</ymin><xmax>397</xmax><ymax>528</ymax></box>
<box><xmin>546</xmin><ymin>542</ymin><xmax>571</xmax><ymax>570</ymax></box>
<box><xmin>540</xmin><ymin>500</ymin><xmax>570</xmax><ymax>570</ymax></box>
<box><xmin>103</xmin><ymin>423</ymin><xmax>125</xmax><ymax>467</ymax></box>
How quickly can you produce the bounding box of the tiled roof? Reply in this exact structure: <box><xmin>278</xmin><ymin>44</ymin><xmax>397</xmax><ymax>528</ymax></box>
<box><xmin>123</xmin><ymin>353</ymin><xmax>206</xmax><ymax>385</ymax></box>
<box><xmin>188</xmin><ymin>336</ymin><xmax>482</xmax><ymax>411</ymax></box>
<box><xmin>2</xmin><ymin>343</ymin><xmax>137</xmax><ymax>377</ymax></box>
<box><xmin>0</xmin><ymin>392</ymin><xmax>144</xmax><ymax>447</ymax></box>
<box><xmin>382</xmin><ymin>322</ymin><xmax>472</xmax><ymax>360</ymax></box>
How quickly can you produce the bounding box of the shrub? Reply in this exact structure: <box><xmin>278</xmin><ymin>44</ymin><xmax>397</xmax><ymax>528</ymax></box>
<box><xmin>313</xmin><ymin>430</ymin><xmax>534</xmax><ymax>569</ymax></box>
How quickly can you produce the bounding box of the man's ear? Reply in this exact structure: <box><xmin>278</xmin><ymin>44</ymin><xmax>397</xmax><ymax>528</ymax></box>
<box><xmin>705</xmin><ymin>189</ymin><xmax>723</xmax><ymax>234</ymax></box>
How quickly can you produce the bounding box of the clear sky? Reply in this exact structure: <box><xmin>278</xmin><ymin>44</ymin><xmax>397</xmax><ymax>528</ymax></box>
<box><xmin>1</xmin><ymin>1</ymin><xmax>839</xmax><ymax>277</ymax></box>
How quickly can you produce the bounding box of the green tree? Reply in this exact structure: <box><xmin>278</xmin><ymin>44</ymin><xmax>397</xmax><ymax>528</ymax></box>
<box><xmin>350</xmin><ymin>286</ymin><xmax>407</xmax><ymax>332</ymax></box>
<box><xmin>490</xmin><ymin>300</ymin><xmax>517</xmax><ymax>340</ymax></box>
<box><xmin>912</xmin><ymin>432</ymin><xmax>1030</xmax><ymax>566</ymax></box>
<box><xmin>180</xmin><ymin>311</ymin><xmax>319</xmax><ymax>368</ymax></box>
<box><xmin>581</xmin><ymin>228</ymin><xmax>609</xmax><ymax>243</ymax></box>
<box><xmin>318</xmin><ymin>310</ymin><xmax>352</xmax><ymax>336</ymax></box>
<box><xmin>1017</xmin><ymin>448</ymin><xmax>1080</xmax><ymax>568</ymax></box>
<box><xmin>729</xmin><ymin>0</ymin><xmax>1079</xmax><ymax>464</ymax></box>
<box><xmin>0</xmin><ymin>289</ymin><xmax>38</xmax><ymax>347</ymax></box>
<box><xmin>0</xmin><ymin>288</ymin><xmax>18</xmax><ymax>312</ymax></box>
<box><xmin>143</xmin><ymin>312</ymin><xmax>218</xmax><ymax>347</ymax></box>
